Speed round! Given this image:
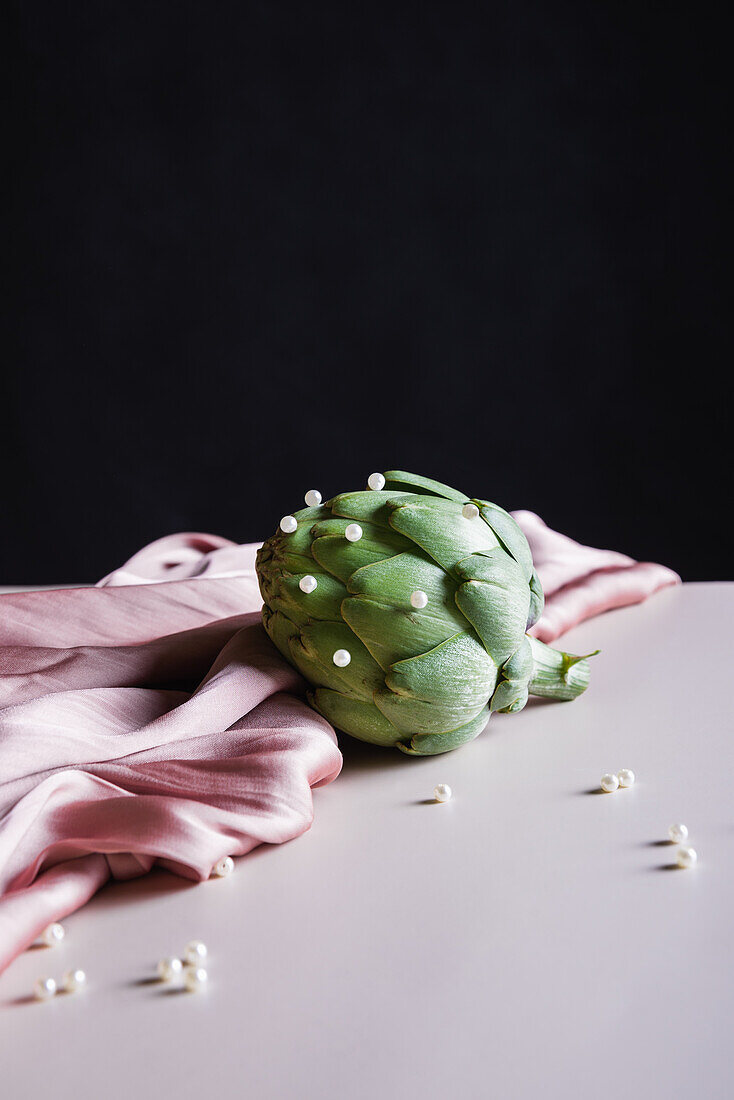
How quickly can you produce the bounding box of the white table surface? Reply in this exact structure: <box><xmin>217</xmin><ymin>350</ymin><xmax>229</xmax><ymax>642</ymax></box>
<box><xmin>1</xmin><ymin>582</ymin><xmax>732</xmax><ymax>1099</ymax></box>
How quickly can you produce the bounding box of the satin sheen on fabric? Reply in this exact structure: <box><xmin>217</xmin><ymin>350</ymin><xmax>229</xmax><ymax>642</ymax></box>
<box><xmin>0</xmin><ymin>521</ymin><xmax>679</xmax><ymax>974</ymax></box>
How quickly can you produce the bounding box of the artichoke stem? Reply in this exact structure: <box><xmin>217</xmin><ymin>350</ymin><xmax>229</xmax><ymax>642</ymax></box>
<box><xmin>527</xmin><ymin>637</ymin><xmax>597</xmax><ymax>701</ymax></box>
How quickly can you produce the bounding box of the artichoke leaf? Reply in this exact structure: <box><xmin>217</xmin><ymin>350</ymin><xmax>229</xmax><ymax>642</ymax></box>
<box><xmin>312</xmin><ymin>531</ymin><xmax>408</xmax><ymax>584</ymax></box>
<box><xmin>342</xmin><ymin>595</ymin><xmax>464</xmax><ymax>669</ymax></box>
<box><xmin>397</xmin><ymin>706</ymin><xmax>491</xmax><ymax>756</ymax></box>
<box><xmin>266</xmin><ymin>571</ymin><xmax>347</xmax><ymax>626</ymax></box>
<box><xmin>382</xmin><ymin>470</ymin><xmax>466</xmax><ymax>502</ymax></box>
<box><xmin>385</xmin><ymin>631</ymin><xmax>497</xmax><ymax>705</ymax></box>
<box><xmin>309</xmin><ymin>688</ymin><xmax>402</xmax><ymax>747</ymax></box>
<box><xmin>388</xmin><ymin>499</ymin><xmax>499</xmax><ymax>573</ymax></box>
<box><xmin>454</xmin><ymin>550</ymin><xmax>531</xmax><ymax>666</ymax></box>
<box><xmin>476</xmin><ymin>501</ymin><xmax>534</xmax><ymax>581</ymax></box>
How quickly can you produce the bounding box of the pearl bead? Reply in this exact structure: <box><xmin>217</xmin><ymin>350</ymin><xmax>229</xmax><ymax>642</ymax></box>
<box><xmin>304</xmin><ymin>489</ymin><xmax>322</xmax><ymax>507</ymax></box>
<box><xmin>618</xmin><ymin>769</ymin><xmax>635</xmax><ymax>788</ymax></box>
<box><xmin>600</xmin><ymin>773</ymin><xmax>619</xmax><ymax>792</ymax></box>
<box><xmin>368</xmin><ymin>472</ymin><xmax>386</xmax><ymax>491</ymax></box>
<box><xmin>299</xmin><ymin>574</ymin><xmax>317</xmax><ymax>594</ymax></box>
<box><xmin>668</xmin><ymin>823</ymin><xmax>689</xmax><ymax>844</ymax></box>
<box><xmin>62</xmin><ymin>968</ymin><xmax>86</xmax><ymax>994</ymax></box>
<box><xmin>41</xmin><ymin>922</ymin><xmax>65</xmax><ymax>947</ymax></box>
<box><xmin>34</xmin><ymin>977</ymin><xmax>57</xmax><ymax>1001</ymax></box>
<box><xmin>184</xmin><ymin>966</ymin><xmax>208</xmax><ymax>993</ymax></box>
<box><xmin>279</xmin><ymin>515</ymin><xmax>297</xmax><ymax>534</ymax></box>
<box><xmin>410</xmin><ymin>590</ymin><xmax>428</xmax><ymax>609</ymax></box>
<box><xmin>433</xmin><ymin>784</ymin><xmax>452</xmax><ymax>803</ymax></box>
<box><xmin>345</xmin><ymin>523</ymin><xmax>363</xmax><ymax>542</ymax></box>
<box><xmin>157</xmin><ymin>957</ymin><xmax>184</xmax><ymax>982</ymax></box>
<box><xmin>213</xmin><ymin>856</ymin><xmax>234</xmax><ymax>878</ymax></box>
<box><xmin>462</xmin><ymin>503</ymin><xmax>480</xmax><ymax>520</ymax></box>
<box><xmin>677</xmin><ymin>846</ymin><xmax>698</xmax><ymax>869</ymax></box>
<box><xmin>333</xmin><ymin>649</ymin><xmax>351</xmax><ymax>667</ymax></box>
<box><xmin>184</xmin><ymin>940</ymin><xmax>208</xmax><ymax>966</ymax></box>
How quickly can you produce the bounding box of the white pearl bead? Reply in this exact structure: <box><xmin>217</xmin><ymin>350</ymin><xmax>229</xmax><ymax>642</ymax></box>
<box><xmin>600</xmin><ymin>773</ymin><xmax>619</xmax><ymax>792</ymax></box>
<box><xmin>410</xmin><ymin>590</ymin><xmax>428</xmax><ymax>609</ymax></box>
<box><xmin>279</xmin><ymin>515</ymin><xmax>297</xmax><ymax>534</ymax></box>
<box><xmin>157</xmin><ymin>957</ymin><xmax>184</xmax><ymax>982</ymax></box>
<box><xmin>34</xmin><ymin>976</ymin><xmax>57</xmax><ymax>1001</ymax></box>
<box><xmin>299</xmin><ymin>574</ymin><xmax>317</xmax><ymax>594</ymax></box>
<box><xmin>677</xmin><ymin>846</ymin><xmax>698</xmax><ymax>869</ymax></box>
<box><xmin>433</xmin><ymin>784</ymin><xmax>452</xmax><ymax>803</ymax></box>
<box><xmin>333</xmin><ymin>649</ymin><xmax>351</xmax><ymax>667</ymax></box>
<box><xmin>41</xmin><ymin>922</ymin><xmax>65</xmax><ymax>947</ymax></box>
<box><xmin>62</xmin><ymin>968</ymin><xmax>86</xmax><ymax>994</ymax></box>
<box><xmin>345</xmin><ymin>523</ymin><xmax>363</xmax><ymax>542</ymax></box>
<box><xmin>668</xmin><ymin>823</ymin><xmax>689</xmax><ymax>844</ymax></box>
<box><xmin>462</xmin><ymin>503</ymin><xmax>480</xmax><ymax>520</ymax></box>
<box><xmin>184</xmin><ymin>940</ymin><xmax>208</xmax><ymax>966</ymax></box>
<box><xmin>184</xmin><ymin>966</ymin><xmax>208</xmax><ymax>993</ymax></box>
<box><xmin>618</xmin><ymin>769</ymin><xmax>635</xmax><ymax>788</ymax></box>
<box><xmin>304</xmin><ymin>489</ymin><xmax>321</xmax><ymax>507</ymax></box>
<box><xmin>213</xmin><ymin>856</ymin><xmax>234</xmax><ymax>878</ymax></box>
<box><xmin>368</xmin><ymin>472</ymin><xmax>386</xmax><ymax>491</ymax></box>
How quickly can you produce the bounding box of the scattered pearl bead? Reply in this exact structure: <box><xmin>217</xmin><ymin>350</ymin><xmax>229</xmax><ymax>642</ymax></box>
<box><xmin>333</xmin><ymin>649</ymin><xmax>352</xmax><ymax>668</ymax></box>
<box><xmin>668</xmin><ymin>823</ymin><xmax>689</xmax><ymax>844</ymax></box>
<box><xmin>62</xmin><ymin>968</ymin><xmax>86</xmax><ymax>994</ymax></box>
<box><xmin>367</xmin><ymin>472</ymin><xmax>385</xmax><ymax>491</ymax></box>
<box><xmin>279</xmin><ymin>515</ymin><xmax>297</xmax><ymax>534</ymax></box>
<box><xmin>304</xmin><ymin>489</ymin><xmax>322</xmax><ymax>507</ymax></box>
<box><xmin>184</xmin><ymin>966</ymin><xmax>208</xmax><ymax>993</ymax></box>
<box><xmin>600</xmin><ymin>773</ymin><xmax>619</xmax><ymax>793</ymax></box>
<box><xmin>677</xmin><ymin>846</ymin><xmax>698</xmax><ymax>869</ymax></box>
<box><xmin>618</xmin><ymin>769</ymin><xmax>635</xmax><ymax>788</ymax></box>
<box><xmin>34</xmin><ymin>977</ymin><xmax>57</xmax><ymax>1001</ymax></box>
<box><xmin>41</xmin><ymin>922</ymin><xmax>65</xmax><ymax>947</ymax></box>
<box><xmin>184</xmin><ymin>940</ymin><xmax>208</xmax><ymax>966</ymax></box>
<box><xmin>462</xmin><ymin>503</ymin><xmax>480</xmax><ymax>520</ymax></box>
<box><xmin>345</xmin><ymin>523</ymin><xmax>363</xmax><ymax>542</ymax></box>
<box><xmin>410</xmin><ymin>590</ymin><xmax>428</xmax><ymax>610</ymax></box>
<box><xmin>213</xmin><ymin>856</ymin><xmax>234</xmax><ymax>878</ymax></box>
<box><xmin>299</xmin><ymin>574</ymin><xmax>317</xmax><ymax>594</ymax></box>
<box><xmin>157</xmin><ymin>957</ymin><xmax>184</xmax><ymax>983</ymax></box>
<box><xmin>433</xmin><ymin>784</ymin><xmax>452</xmax><ymax>803</ymax></box>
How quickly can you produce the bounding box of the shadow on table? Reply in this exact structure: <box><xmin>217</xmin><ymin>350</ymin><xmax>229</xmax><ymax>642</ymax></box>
<box><xmin>91</xmin><ymin>867</ymin><xmax>198</xmax><ymax>913</ymax></box>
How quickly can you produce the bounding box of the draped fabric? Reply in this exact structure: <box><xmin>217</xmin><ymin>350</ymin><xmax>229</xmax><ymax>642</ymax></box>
<box><xmin>0</xmin><ymin>521</ymin><xmax>679</xmax><ymax>974</ymax></box>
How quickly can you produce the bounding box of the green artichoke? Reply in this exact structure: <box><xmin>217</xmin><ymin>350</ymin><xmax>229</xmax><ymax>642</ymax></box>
<box><xmin>256</xmin><ymin>470</ymin><xmax>593</xmax><ymax>756</ymax></box>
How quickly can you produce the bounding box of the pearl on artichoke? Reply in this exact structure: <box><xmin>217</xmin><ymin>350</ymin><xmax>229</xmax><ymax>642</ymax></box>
<box><xmin>410</xmin><ymin>590</ymin><xmax>428</xmax><ymax>609</ymax></box>
<box><xmin>184</xmin><ymin>966</ymin><xmax>208</xmax><ymax>993</ymax></box>
<box><xmin>41</xmin><ymin>922</ymin><xmax>65</xmax><ymax>947</ymax></box>
<box><xmin>213</xmin><ymin>856</ymin><xmax>234</xmax><ymax>878</ymax></box>
<box><xmin>618</xmin><ymin>769</ymin><xmax>635</xmax><ymax>787</ymax></box>
<box><xmin>433</xmin><ymin>784</ymin><xmax>452</xmax><ymax>803</ymax></box>
<box><xmin>333</xmin><ymin>649</ymin><xmax>351</xmax><ymax>667</ymax></box>
<box><xmin>157</xmin><ymin>957</ymin><xmax>184</xmax><ymax>983</ymax></box>
<box><xmin>677</xmin><ymin>846</ymin><xmax>698</xmax><ymax>869</ymax></box>
<box><xmin>299</xmin><ymin>574</ymin><xmax>317</xmax><ymax>594</ymax></box>
<box><xmin>367</xmin><ymin>472</ymin><xmax>385</xmax><ymax>491</ymax></box>
<box><xmin>184</xmin><ymin>940</ymin><xmax>208</xmax><ymax>966</ymax></box>
<box><xmin>668</xmin><ymin>823</ymin><xmax>688</xmax><ymax>844</ymax></box>
<box><xmin>600</xmin><ymin>773</ymin><xmax>619</xmax><ymax>793</ymax></box>
<box><xmin>344</xmin><ymin>523</ymin><xmax>363</xmax><ymax>542</ymax></box>
<box><xmin>62</xmin><ymin>968</ymin><xmax>87</xmax><ymax>994</ymax></box>
<box><xmin>304</xmin><ymin>489</ymin><xmax>322</xmax><ymax>507</ymax></box>
<box><xmin>279</xmin><ymin>515</ymin><xmax>297</xmax><ymax>534</ymax></box>
<box><xmin>34</xmin><ymin>977</ymin><xmax>57</xmax><ymax>1001</ymax></box>
<box><xmin>462</xmin><ymin>502</ymin><xmax>480</xmax><ymax>520</ymax></box>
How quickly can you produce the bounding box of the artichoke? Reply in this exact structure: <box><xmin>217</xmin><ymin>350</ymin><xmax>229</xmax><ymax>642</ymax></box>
<box><xmin>256</xmin><ymin>471</ymin><xmax>593</xmax><ymax>756</ymax></box>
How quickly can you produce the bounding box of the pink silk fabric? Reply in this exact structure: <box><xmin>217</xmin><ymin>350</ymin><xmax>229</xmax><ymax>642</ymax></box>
<box><xmin>0</xmin><ymin>522</ymin><xmax>679</xmax><ymax>974</ymax></box>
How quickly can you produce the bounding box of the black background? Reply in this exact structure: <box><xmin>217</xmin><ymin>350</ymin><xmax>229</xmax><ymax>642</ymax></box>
<box><xmin>6</xmin><ymin>2</ymin><xmax>729</xmax><ymax>583</ymax></box>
